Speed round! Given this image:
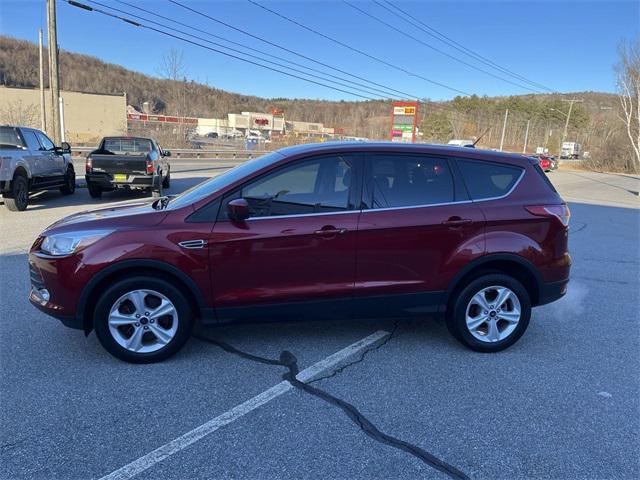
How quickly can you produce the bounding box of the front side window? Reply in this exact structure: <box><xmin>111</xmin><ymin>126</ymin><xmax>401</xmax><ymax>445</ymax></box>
<box><xmin>225</xmin><ymin>155</ymin><xmax>354</xmax><ymax>219</ymax></box>
<box><xmin>35</xmin><ymin>132</ymin><xmax>55</xmax><ymax>151</ymax></box>
<box><xmin>456</xmin><ymin>159</ymin><xmax>523</xmax><ymax>200</ymax></box>
<box><xmin>370</xmin><ymin>155</ymin><xmax>454</xmax><ymax>208</ymax></box>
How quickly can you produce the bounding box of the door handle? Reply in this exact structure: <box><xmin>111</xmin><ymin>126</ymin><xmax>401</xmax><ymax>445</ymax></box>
<box><xmin>442</xmin><ymin>217</ymin><xmax>473</xmax><ymax>227</ymax></box>
<box><xmin>314</xmin><ymin>227</ymin><xmax>348</xmax><ymax>236</ymax></box>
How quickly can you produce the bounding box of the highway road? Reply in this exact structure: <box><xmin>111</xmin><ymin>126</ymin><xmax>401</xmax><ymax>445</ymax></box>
<box><xmin>1</xmin><ymin>161</ymin><xmax>638</xmax><ymax>479</ymax></box>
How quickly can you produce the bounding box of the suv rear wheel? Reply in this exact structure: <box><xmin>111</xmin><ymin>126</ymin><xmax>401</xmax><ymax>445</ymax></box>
<box><xmin>447</xmin><ymin>274</ymin><xmax>531</xmax><ymax>352</ymax></box>
<box><xmin>93</xmin><ymin>276</ymin><xmax>193</xmax><ymax>363</ymax></box>
<box><xmin>4</xmin><ymin>173</ymin><xmax>29</xmax><ymax>211</ymax></box>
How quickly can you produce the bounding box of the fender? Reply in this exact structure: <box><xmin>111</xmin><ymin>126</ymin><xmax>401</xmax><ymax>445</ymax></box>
<box><xmin>76</xmin><ymin>258</ymin><xmax>211</xmax><ymax>334</ymax></box>
<box><xmin>440</xmin><ymin>253</ymin><xmax>542</xmax><ymax>313</ymax></box>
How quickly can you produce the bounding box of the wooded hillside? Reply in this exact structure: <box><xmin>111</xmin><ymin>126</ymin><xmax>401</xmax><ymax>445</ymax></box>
<box><xmin>2</xmin><ymin>35</ymin><xmax>634</xmax><ymax>172</ymax></box>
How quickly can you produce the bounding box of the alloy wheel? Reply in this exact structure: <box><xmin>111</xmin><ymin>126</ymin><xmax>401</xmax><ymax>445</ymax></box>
<box><xmin>108</xmin><ymin>289</ymin><xmax>178</xmax><ymax>353</ymax></box>
<box><xmin>465</xmin><ymin>285</ymin><xmax>521</xmax><ymax>343</ymax></box>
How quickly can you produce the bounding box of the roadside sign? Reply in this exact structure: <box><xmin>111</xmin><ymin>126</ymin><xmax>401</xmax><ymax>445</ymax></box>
<box><xmin>390</xmin><ymin>101</ymin><xmax>418</xmax><ymax>143</ymax></box>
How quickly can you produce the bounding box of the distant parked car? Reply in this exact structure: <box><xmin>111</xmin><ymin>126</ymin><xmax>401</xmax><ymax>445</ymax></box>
<box><xmin>447</xmin><ymin>139</ymin><xmax>475</xmax><ymax>148</ymax></box>
<box><xmin>531</xmin><ymin>154</ymin><xmax>557</xmax><ymax>172</ymax></box>
<box><xmin>85</xmin><ymin>136</ymin><xmax>171</xmax><ymax>198</ymax></box>
<box><xmin>205</xmin><ymin>132</ymin><xmax>218</xmax><ymax>139</ymax></box>
<box><xmin>0</xmin><ymin>125</ymin><xmax>75</xmax><ymax>211</ymax></box>
<box><xmin>29</xmin><ymin>142</ymin><xmax>571</xmax><ymax>363</ymax></box>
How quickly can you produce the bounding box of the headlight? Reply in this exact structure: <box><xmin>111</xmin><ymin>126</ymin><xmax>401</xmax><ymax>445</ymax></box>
<box><xmin>40</xmin><ymin>229</ymin><xmax>113</xmax><ymax>256</ymax></box>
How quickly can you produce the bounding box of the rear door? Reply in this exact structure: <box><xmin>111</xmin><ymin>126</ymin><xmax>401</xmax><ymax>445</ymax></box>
<box><xmin>354</xmin><ymin>153</ymin><xmax>485</xmax><ymax>313</ymax></box>
<box><xmin>209</xmin><ymin>153</ymin><xmax>362</xmax><ymax>320</ymax></box>
<box><xmin>16</xmin><ymin>129</ymin><xmax>45</xmax><ymax>177</ymax></box>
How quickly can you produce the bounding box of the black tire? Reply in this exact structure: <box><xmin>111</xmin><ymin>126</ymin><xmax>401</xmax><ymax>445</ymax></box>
<box><xmin>60</xmin><ymin>166</ymin><xmax>76</xmax><ymax>195</ymax></box>
<box><xmin>88</xmin><ymin>183</ymin><xmax>102</xmax><ymax>199</ymax></box>
<box><xmin>446</xmin><ymin>273</ymin><xmax>531</xmax><ymax>353</ymax></box>
<box><xmin>4</xmin><ymin>174</ymin><xmax>29</xmax><ymax>211</ymax></box>
<box><xmin>93</xmin><ymin>276</ymin><xmax>194</xmax><ymax>363</ymax></box>
<box><xmin>162</xmin><ymin>168</ymin><xmax>170</xmax><ymax>189</ymax></box>
<box><xmin>152</xmin><ymin>177</ymin><xmax>163</xmax><ymax>198</ymax></box>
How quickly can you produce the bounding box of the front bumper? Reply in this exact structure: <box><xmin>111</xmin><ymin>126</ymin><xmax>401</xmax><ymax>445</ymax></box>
<box><xmin>85</xmin><ymin>173</ymin><xmax>154</xmax><ymax>189</ymax></box>
<box><xmin>28</xmin><ymin>252</ymin><xmax>86</xmax><ymax>330</ymax></box>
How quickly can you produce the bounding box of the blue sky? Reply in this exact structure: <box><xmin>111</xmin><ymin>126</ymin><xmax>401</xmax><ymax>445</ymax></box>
<box><xmin>0</xmin><ymin>0</ymin><xmax>637</xmax><ymax>101</ymax></box>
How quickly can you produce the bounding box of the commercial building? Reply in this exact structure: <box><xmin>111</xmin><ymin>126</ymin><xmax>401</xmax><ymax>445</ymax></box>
<box><xmin>0</xmin><ymin>86</ymin><xmax>127</xmax><ymax>144</ymax></box>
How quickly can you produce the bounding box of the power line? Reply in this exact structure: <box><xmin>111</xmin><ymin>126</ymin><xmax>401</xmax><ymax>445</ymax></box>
<box><xmin>378</xmin><ymin>0</ymin><xmax>555</xmax><ymax>93</ymax></box>
<box><xmin>343</xmin><ymin>0</ymin><xmax>546</xmax><ymax>94</ymax></box>
<box><xmin>246</xmin><ymin>0</ymin><xmax>471</xmax><ymax>96</ymax></box>
<box><xmin>85</xmin><ymin>0</ymin><xmax>396</xmax><ymax>100</ymax></box>
<box><xmin>112</xmin><ymin>0</ymin><xmax>411</xmax><ymax>100</ymax></box>
<box><xmin>66</xmin><ymin>1</ymin><xmax>381</xmax><ymax>100</ymax></box>
<box><xmin>167</xmin><ymin>0</ymin><xmax>419</xmax><ymax>100</ymax></box>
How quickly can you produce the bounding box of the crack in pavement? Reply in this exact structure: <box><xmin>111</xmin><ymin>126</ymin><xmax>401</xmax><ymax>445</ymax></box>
<box><xmin>193</xmin><ymin>327</ymin><xmax>470</xmax><ymax>480</ymax></box>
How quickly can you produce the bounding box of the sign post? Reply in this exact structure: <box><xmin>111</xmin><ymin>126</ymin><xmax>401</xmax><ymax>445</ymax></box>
<box><xmin>390</xmin><ymin>101</ymin><xmax>418</xmax><ymax>143</ymax></box>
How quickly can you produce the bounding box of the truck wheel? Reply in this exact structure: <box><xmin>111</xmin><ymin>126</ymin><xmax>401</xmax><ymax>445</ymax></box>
<box><xmin>93</xmin><ymin>276</ymin><xmax>194</xmax><ymax>363</ymax></box>
<box><xmin>4</xmin><ymin>174</ymin><xmax>29</xmax><ymax>211</ymax></box>
<box><xmin>152</xmin><ymin>178</ymin><xmax>163</xmax><ymax>198</ymax></box>
<box><xmin>446</xmin><ymin>274</ymin><xmax>531</xmax><ymax>353</ymax></box>
<box><xmin>162</xmin><ymin>168</ymin><xmax>171</xmax><ymax>189</ymax></box>
<box><xmin>88</xmin><ymin>184</ymin><xmax>102</xmax><ymax>199</ymax></box>
<box><xmin>60</xmin><ymin>166</ymin><xmax>76</xmax><ymax>195</ymax></box>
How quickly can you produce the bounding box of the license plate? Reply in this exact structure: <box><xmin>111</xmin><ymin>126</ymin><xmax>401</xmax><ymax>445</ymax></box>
<box><xmin>113</xmin><ymin>174</ymin><xmax>127</xmax><ymax>182</ymax></box>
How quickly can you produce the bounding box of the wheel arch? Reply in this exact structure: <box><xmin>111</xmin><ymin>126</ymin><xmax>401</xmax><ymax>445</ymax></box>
<box><xmin>77</xmin><ymin>259</ymin><xmax>211</xmax><ymax>335</ymax></box>
<box><xmin>442</xmin><ymin>254</ymin><xmax>542</xmax><ymax>313</ymax></box>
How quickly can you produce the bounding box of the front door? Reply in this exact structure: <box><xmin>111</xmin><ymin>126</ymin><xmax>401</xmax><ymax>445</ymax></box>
<box><xmin>209</xmin><ymin>153</ymin><xmax>362</xmax><ymax>321</ymax></box>
<box><xmin>354</xmin><ymin>153</ymin><xmax>485</xmax><ymax>315</ymax></box>
<box><xmin>35</xmin><ymin>131</ymin><xmax>64</xmax><ymax>177</ymax></box>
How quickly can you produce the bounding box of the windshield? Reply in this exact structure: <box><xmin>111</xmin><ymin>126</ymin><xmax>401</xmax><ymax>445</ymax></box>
<box><xmin>102</xmin><ymin>138</ymin><xmax>152</xmax><ymax>154</ymax></box>
<box><xmin>167</xmin><ymin>151</ymin><xmax>285</xmax><ymax>210</ymax></box>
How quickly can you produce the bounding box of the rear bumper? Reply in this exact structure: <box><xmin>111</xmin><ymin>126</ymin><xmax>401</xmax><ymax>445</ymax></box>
<box><xmin>85</xmin><ymin>173</ymin><xmax>154</xmax><ymax>189</ymax></box>
<box><xmin>538</xmin><ymin>279</ymin><xmax>569</xmax><ymax>306</ymax></box>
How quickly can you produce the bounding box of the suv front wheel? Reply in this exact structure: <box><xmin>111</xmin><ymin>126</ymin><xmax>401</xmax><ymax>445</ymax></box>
<box><xmin>93</xmin><ymin>276</ymin><xmax>193</xmax><ymax>363</ymax></box>
<box><xmin>447</xmin><ymin>274</ymin><xmax>531</xmax><ymax>352</ymax></box>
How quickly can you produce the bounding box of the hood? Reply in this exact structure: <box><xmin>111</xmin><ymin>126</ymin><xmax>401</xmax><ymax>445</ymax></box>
<box><xmin>44</xmin><ymin>200</ymin><xmax>170</xmax><ymax>234</ymax></box>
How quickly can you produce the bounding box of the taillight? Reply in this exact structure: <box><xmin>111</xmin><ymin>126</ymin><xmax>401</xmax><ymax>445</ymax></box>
<box><xmin>85</xmin><ymin>156</ymin><xmax>92</xmax><ymax>173</ymax></box>
<box><xmin>146</xmin><ymin>160</ymin><xmax>154</xmax><ymax>175</ymax></box>
<box><xmin>525</xmin><ymin>204</ymin><xmax>570</xmax><ymax>226</ymax></box>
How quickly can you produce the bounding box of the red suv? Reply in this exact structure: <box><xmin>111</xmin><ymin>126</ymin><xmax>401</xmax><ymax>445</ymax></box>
<box><xmin>29</xmin><ymin>143</ymin><xmax>571</xmax><ymax>363</ymax></box>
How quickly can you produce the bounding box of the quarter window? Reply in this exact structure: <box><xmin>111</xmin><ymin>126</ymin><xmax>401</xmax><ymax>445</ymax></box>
<box><xmin>370</xmin><ymin>155</ymin><xmax>454</xmax><ymax>208</ymax></box>
<box><xmin>226</xmin><ymin>155</ymin><xmax>354</xmax><ymax>219</ymax></box>
<box><xmin>457</xmin><ymin>159</ymin><xmax>523</xmax><ymax>200</ymax></box>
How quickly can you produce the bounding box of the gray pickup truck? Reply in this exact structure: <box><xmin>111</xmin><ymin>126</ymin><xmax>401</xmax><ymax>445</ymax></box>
<box><xmin>0</xmin><ymin>125</ymin><xmax>75</xmax><ymax>211</ymax></box>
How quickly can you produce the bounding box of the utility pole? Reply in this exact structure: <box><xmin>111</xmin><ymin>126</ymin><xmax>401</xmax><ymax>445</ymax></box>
<box><xmin>38</xmin><ymin>29</ymin><xmax>47</xmax><ymax>132</ymax></box>
<box><xmin>522</xmin><ymin>119</ymin><xmax>530</xmax><ymax>154</ymax></box>
<box><xmin>557</xmin><ymin>98</ymin><xmax>583</xmax><ymax>158</ymax></box>
<box><xmin>499</xmin><ymin>108</ymin><xmax>509</xmax><ymax>151</ymax></box>
<box><xmin>47</xmin><ymin>0</ymin><xmax>62</xmax><ymax>144</ymax></box>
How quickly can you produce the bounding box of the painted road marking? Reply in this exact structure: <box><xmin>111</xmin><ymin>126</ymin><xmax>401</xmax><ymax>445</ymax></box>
<box><xmin>100</xmin><ymin>330</ymin><xmax>391</xmax><ymax>480</ymax></box>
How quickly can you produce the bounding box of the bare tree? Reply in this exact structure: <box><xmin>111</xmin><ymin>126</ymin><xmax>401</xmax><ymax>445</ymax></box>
<box><xmin>616</xmin><ymin>38</ymin><xmax>640</xmax><ymax>168</ymax></box>
<box><xmin>0</xmin><ymin>99</ymin><xmax>39</xmax><ymax>127</ymax></box>
<box><xmin>158</xmin><ymin>49</ymin><xmax>189</xmax><ymax>141</ymax></box>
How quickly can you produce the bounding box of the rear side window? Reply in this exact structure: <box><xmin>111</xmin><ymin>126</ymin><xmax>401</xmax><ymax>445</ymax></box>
<box><xmin>22</xmin><ymin>131</ymin><xmax>42</xmax><ymax>151</ymax></box>
<box><xmin>456</xmin><ymin>159</ymin><xmax>523</xmax><ymax>200</ymax></box>
<box><xmin>0</xmin><ymin>127</ymin><xmax>24</xmax><ymax>149</ymax></box>
<box><xmin>370</xmin><ymin>154</ymin><xmax>454</xmax><ymax>208</ymax></box>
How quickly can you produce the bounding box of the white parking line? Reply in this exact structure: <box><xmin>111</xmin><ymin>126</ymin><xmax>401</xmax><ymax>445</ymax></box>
<box><xmin>99</xmin><ymin>330</ymin><xmax>391</xmax><ymax>480</ymax></box>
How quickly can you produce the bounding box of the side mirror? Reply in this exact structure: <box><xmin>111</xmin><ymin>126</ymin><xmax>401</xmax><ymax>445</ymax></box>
<box><xmin>164</xmin><ymin>150</ymin><xmax>172</xmax><ymax>157</ymax></box>
<box><xmin>61</xmin><ymin>141</ymin><xmax>71</xmax><ymax>153</ymax></box>
<box><xmin>228</xmin><ymin>198</ymin><xmax>250</xmax><ymax>222</ymax></box>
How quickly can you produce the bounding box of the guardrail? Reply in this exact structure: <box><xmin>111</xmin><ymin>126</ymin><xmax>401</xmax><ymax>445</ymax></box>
<box><xmin>71</xmin><ymin>146</ymin><xmax>270</xmax><ymax>160</ymax></box>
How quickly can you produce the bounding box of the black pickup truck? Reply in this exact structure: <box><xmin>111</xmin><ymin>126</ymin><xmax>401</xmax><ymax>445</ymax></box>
<box><xmin>85</xmin><ymin>136</ymin><xmax>171</xmax><ymax>198</ymax></box>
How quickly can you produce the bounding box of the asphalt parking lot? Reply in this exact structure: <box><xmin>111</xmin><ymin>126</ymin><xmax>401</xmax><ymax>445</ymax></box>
<box><xmin>1</xmin><ymin>160</ymin><xmax>639</xmax><ymax>479</ymax></box>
